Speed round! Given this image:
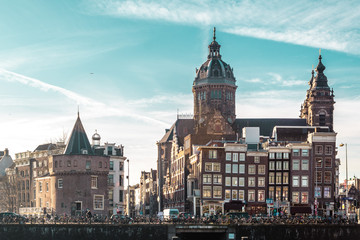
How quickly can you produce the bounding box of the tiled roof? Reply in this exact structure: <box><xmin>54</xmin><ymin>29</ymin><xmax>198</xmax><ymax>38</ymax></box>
<box><xmin>64</xmin><ymin>114</ymin><xmax>94</xmax><ymax>155</ymax></box>
<box><xmin>34</xmin><ymin>143</ymin><xmax>58</xmax><ymax>152</ymax></box>
<box><xmin>235</xmin><ymin>118</ymin><xmax>307</xmax><ymax>137</ymax></box>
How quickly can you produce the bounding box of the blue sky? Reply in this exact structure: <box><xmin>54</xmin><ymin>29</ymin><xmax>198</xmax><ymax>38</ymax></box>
<box><xmin>0</xmin><ymin>0</ymin><xmax>359</xmax><ymax>185</ymax></box>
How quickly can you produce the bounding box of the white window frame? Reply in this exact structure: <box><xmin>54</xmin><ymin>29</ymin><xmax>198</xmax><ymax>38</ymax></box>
<box><xmin>93</xmin><ymin>195</ymin><xmax>104</xmax><ymax>210</ymax></box>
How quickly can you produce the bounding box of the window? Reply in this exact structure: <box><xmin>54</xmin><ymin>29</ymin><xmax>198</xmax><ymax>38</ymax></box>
<box><xmin>39</xmin><ymin>198</ymin><xmax>42</xmax><ymax>208</ymax></box>
<box><xmin>302</xmin><ymin>149</ymin><xmax>309</xmax><ymax>156</ymax></box>
<box><xmin>292</xmin><ymin>176</ymin><xmax>299</xmax><ymax>187</ymax></box>
<box><xmin>269</xmin><ymin>161</ymin><xmax>275</xmax><ymax>170</ymax></box>
<box><xmin>315</xmin><ymin>186</ymin><xmax>322</xmax><ymax>198</ymax></box>
<box><xmin>213</xmin><ymin>163</ymin><xmax>220</xmax><ymax>172</ymax></box>
<box><xmin>108</xmin><ymin>174</ymin><xmax>114</xmax><ymax>185</ymax></box>
<box><xmin>324</xmin><ymin>187</ymin><xmax>331</xmax><ymax>198</ymax></box>
<box><xmin>94</xmin><ymin>195</ymin><xmax>104</xmax><ymax>210</ymax></box>
<box><xmin>315</xmin><ymin>145</ymin><xmax>323</xmax><ymax>155</ymax></box>
<box><xmin>225</xmin><ymin>164</ymin><xmax>231</xmax><ymax>173</ymax></box>
<box><xmin>239</xmin><ymin>190</ymin><xmax>245</xmax><ymax>200</ymax></box>
<box><xmin>59</xmin><ymin>160</ymin><xmax>62</xmax><ymax>167</ymax></box>
<box><xmin>301</xmin><ymin>160</ymin><xmax>309</xmax><ymax>171</ymax></box>
<box><xmin>258</xmin><ymin>177</ymin><xmax>265</xmax><ymax>187</ymax></box>
<box><xmin>292</xmin><ymin>192</ymin><xmax>299</xmax><ymax>203</ymax></box>
<box><xmin>239</xmin><ymin>177</ymin><xmax>245</xmax><ymax>187</ymax></box>
<box><xmin>119</xmin><ymin>162</ymin><xmax>123</xmax><ymax>171</ymax></box>
<box><xmin>239</xmin><ymin>164</ymin><xmax>245</xmax><ymax>174</ymax></box>
<box><xmin>276</xmin><ymin>161</ymin><xmax>282</xmax><ymax>170</ymax></box>
<box><xmin>67</xmin><ymin>160</ymin><xmax>71</xmax><ymax>167</ymax></box>
<box><xmin>283</xmin><ymin>173</ymin><xmax>289</xmax><ymax>184</ymax></box>
<box><xmin>91</xmin><ymin>176</ymin><xmax>98</xmax><ymax>189</ymax></box>
<box><xmin>232</xmin><ymin>177</ymin><xmax>238</xmax><ymax>186</ymax></box>
<box><xmin>276</xmin><ymin>173</ymin><xmax>282</xmax><ymax>184</ymax></box>
<box><xmin>232</xmin><ymin>164</ymin><xmax>238</xmax><ymax>174</ymax></box>
<box><xmin>46</xmin><ymin>182</ymin><xmax>49</xmax><ymax>192</ymax></box>
<box><xmin>225</xmin><ymin>190</ymin><xmax>231</xmax><ymax>200</ymax></box>
<box><xmin>325</xmin><ymin>145</ymin><xmax>333</xmax><ymax>155</ymax></box>
<box><xmin>203</xmin><ymin>186</ymin><xmax>212</xmax><ymax>198</ymax></box>
<box><xmin>324</xmin><ymin>171</ymin><xmax>332</xmax><ymax>184</ymax></box>
<box><xmin>301</xmin><ymin>176</ymin><xmax>308</xmax><ymax>187</ymax></box>
<box><xmin>232</xmin><ymin>190</ymin><xmax>238</xmax><ymax>200</ymax></box>
<box><xmin>293</xmin><ymin>149</ymin><xmax>300</xmax><ymax>156</ymax></box>
<box><xmin>316</xmin><ymin>171</ymin><xmax>322</xmax><ymax>183</ymax></box>
<box><xmin>258</xmin><ymin>165</ymin><xmax>265</xmax><ymax>175</ymax></box>
<box><xmin>213</xmin><ymin>186</ymin><xmax>222</xmax><ymax>198</ymax></box>
<box><xmin>276</xmin><ymin>187</ymin><xmax>281</xmax><ymax>200</ymax></box>
<box><xmin>209</xmin><ymin>150</ymin><xmax>217</xmax><ymax>159</ymax></box>
<box><xmin>99</xmin><ymin>161</ymin><xmax>102</xmax><ymax>168</ymax></box>
<box><xmin>301</xmin><ymin>192</ymin><xmax>308</xmax><ymax>204</ymax></box>
<box><xmin>226</xmin><ymin>153</ymin><xmax>231</xmax><ymax>161</ymax></box>
<box><xmin>292</xmin><ymin>160</ymin><xmax>300</xmax><ymax>170</ymax></box>
<box><xmin>269</xmin><ymin>153</ymin><xmax>275</xmax><ymax>159</ymax></box>
<box><xmin>119</xmin><ymin>190</ymin><xmax>123</xmax><ymax>202</ymax></box>
<box><xmin>248</xmin><ymin>165</ymin><xmax>256</xmax><ymax>174</ymax></box>
<box><xmin>232</xmin><ymin>153</ymin><xmax>238</xmax><ymax>162</ymax></box>
<box><xmin>258</xmin><ymin>190</ymin><xmax>265</xmax><ymax>202</ymax></box>
<box><xmin>39</xmin><ymin>182</ymin><xmax>42</xmax><ymax>192</ymax></box>
<box><xmin>283</xmin><ymin>187</ymin><xmax>289</xmax><ymax>201</ymax></box>
<box><xmin>86</xmin><ymin>161</ymin><xmax>91</xmax><ymax>170</ymax></box>
<box><xmin>109</xmin><ymin>161</ymin><xmax>114</xmax><ymax>170</ymax></box>
<box><xmin>269</xmin><ymin>173</ymin><xmax>275</xmax><ymax>184</ymax></box>
<box><xmin>55</xmin><ymin>161</ymin><xmax>58</xmax><ymax>168</ymax></box>
<box><xmin>108</xmin><ymin>190</ymin><xmax>113</xmax><ymax>201</ymax></box>
<box><xmin>58</xmin><ymin>179</ymin><xmax>63</xmax><ymax>188</ymax></box>
<box><xmin>254</xmin><ymin>156</ymin><xmax>260</xmax><ymax>163</ymax></box>
<box><xmin>239</xmin><ymin>153</ymin><xmax>245</xmax><ymax>161</ymax></box>
<box><xmin>248</xmin><ymin>190</ymin><xmax>255</xmax><ymax>202</ymax></box>
<box><xmin>269</xmin><ymin>187</ymin><xmax>275</xmax><ymax>200</ymax></box>
<box><xmin>225</xmin><ymin>177</ymin><xmax>231</xmax><ymax>186</ymax></box>
<box><xmin>325</xmin><ymin>158</ymin><xmax>332</xmax><ymax>168</ymax></box>
<box><xmin>316</xmin><ymin>158</ymin><xmax>323</xmax><ymax>168</ymax></box>
<box><xmin>74</xmin><ymin>160</ymin><xmax>78</xmax><ymax>167</ymax></box>
<box><xmin>248</xmin><ymin>177</ymin><xmax>255</xmax><ymax>187</ymax></box>
<box><xmin>203</xmin><ymin>174</ymin><xmax>212</xmax><ymax>184</ymax></box>
<box><xmin>276</xmin><ymin>153</ymin><xmax>282</xmax><ymax>159</ymax></box>
<box><xmin>283</xmin><ymin>161</ymin><xmax>289</xmax><ymax>170</ymax></box>
<box><xmin>205</xmin><ymin>163</ymin><xmax>212</xmax><ymax>171</ymax></box>
<box><xmin>213</xmin><ymin>174</ymin><xmax>222</xmax><ymax>184</ymax></box>
<box><xmin>283</xmin><ymin>152</ymin><xmax>289</xmax><ymax>159</ymax></box>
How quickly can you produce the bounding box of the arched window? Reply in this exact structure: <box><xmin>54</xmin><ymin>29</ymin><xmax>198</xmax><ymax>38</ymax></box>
<box><xmin>214</xmin><ymin>69</ymin><xmax>219</xmax><ymax>77</ymax></box>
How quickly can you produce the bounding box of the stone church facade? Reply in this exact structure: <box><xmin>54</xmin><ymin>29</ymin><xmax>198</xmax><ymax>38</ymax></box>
<box><xmin>157</xmin><ymin>28</ymin><xmax>339</xmax><ymax>217</ymax></box>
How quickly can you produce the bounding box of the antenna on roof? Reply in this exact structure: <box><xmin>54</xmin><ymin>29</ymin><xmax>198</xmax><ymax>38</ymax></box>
<box><xmin>213</xmin><ymin>27</ymin><xmax>216</xmax><ymax>41</ymax></box>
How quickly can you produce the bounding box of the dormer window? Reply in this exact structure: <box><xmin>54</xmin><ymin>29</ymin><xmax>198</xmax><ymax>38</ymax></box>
<box><xmin>82</xmin><ymin>149</ymin><xmax>88</xmax><ymax>155</ymax></box>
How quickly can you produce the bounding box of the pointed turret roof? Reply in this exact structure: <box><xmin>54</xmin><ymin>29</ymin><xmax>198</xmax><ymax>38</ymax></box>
<box><xmin>312</xmin><ymin>50</ymin><xmax>330</xmax><ymax>90</ymax></box>
<box><xmin>64</xmin><ymin>113</ymin><xmax>94</xmax><ymax>155</ymax></box>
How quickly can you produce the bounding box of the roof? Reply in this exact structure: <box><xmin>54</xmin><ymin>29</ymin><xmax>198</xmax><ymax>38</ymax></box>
<box><xmin>235</xmin><ymin>118</ymin><xmax>307</xmax><ymax>137</ymax></box>
<box><xmin>34</xmin><ymin>143</ymin><xmax>58</xmax><ymax>152</ymax></box>
<box><xmin>64</xmin><ymin>114</ymin><xmax>94</xmax><ymax>155</ymax></box>
<box><xmin>159</xmin><ymin>119</ymin><xmax>194</xmax><ymax>145</ymax></box>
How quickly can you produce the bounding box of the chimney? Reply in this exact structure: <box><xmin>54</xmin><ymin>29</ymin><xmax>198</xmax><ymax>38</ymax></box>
<box><xmin>4</xmin><ymin>148</ymin><xmax>9</xmax><ymax>156</ymax></box>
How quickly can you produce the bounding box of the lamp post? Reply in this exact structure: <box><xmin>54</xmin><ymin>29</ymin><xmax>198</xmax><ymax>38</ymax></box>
<box><xmin>315</xmin><ymin>159</ymin><xmax>322</xmax><ymax>218</ymax></box>
<box><xmin>127</xmin><ymin>159</ymin><xmax>130</xmax><ymax>217</ymax></box>
<box><xmin>339</xmin><ymin>143</ymin><xmax>348</xmax><ymax>218</ymax></box>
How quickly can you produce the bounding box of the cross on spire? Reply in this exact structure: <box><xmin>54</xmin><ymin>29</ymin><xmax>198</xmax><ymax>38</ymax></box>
<box><xmin>213</xmin><ymin>27</ymin><xmax>216</xmax><ymax>41</ymax></box>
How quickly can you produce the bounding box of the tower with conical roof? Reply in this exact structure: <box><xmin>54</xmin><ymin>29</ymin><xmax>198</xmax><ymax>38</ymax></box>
<box><xmin>300</xmin><ymin>51</ymin><xmax>335</xmax><ymax>131</ymax></box>
<box><xmin>64</xmin><ymin>112</ymin><xmax>94</xmax><ymax>155</ymax></box>
<box><xmin>193</xmin><ymin>28</ymin><xmax>237</xmax><ymax>133</ymax></box>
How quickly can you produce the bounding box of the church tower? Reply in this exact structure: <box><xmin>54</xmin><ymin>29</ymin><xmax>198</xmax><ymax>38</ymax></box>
<box><xmin>192</xmin><ymin>28</ymin><xmax>237</xmax><ymax>132</ymax></box>
<box><xmin>301</xmin><ymin>51</ymin><xmax>335</xmax><ymax>132</ymax></box>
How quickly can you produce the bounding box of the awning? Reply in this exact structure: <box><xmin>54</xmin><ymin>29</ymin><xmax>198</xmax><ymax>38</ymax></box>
<box><xmin>290</xmin><ymin>206</ymin><xmax>312</xmax><ymax>214</ymax></box>
<box><xmin>224</xmin><ymin>201</ymin><xmax>244</xmax><ymax>211</ymax></box>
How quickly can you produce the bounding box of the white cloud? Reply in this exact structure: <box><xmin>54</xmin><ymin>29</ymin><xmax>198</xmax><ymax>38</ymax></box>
<box><xmin>87</xmin><ymin>0</ymin><xmax>360</xmax><ymax>54</ymax></box>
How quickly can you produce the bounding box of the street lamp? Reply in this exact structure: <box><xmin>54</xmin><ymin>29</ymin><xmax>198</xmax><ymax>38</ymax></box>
<box><xmin>339</xmin><ymin>143</ymin><xmax>348</xmax><ymax>218</ymax></box>
<box><xmin>127</xmin><ymin>159</ymin><xmax>130</xmax><ymax>217</ymax></box>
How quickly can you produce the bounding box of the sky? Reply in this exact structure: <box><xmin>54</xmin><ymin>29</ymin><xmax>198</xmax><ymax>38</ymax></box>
<box><xmin>0</xmin><ymin>0</ymin><xmax>359</xmax><ymax>185</ymax></box>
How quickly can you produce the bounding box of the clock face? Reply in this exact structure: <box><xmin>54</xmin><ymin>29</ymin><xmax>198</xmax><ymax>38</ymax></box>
<box><xmin>228</xmin><ymin>117</ymin><xmax>233</xmax><ymax>123</ymax></box>
<box><xmin>199</xmin><ymin>117</ymin><xmax>204</xmax><ymax>123</ymax></box>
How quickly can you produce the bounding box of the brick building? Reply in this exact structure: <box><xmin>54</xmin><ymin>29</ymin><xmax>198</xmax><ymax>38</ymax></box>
<box><xmin>157</xmin><ymin>28</ymin><xmax>339</xmax><ymax>217</ymax></box>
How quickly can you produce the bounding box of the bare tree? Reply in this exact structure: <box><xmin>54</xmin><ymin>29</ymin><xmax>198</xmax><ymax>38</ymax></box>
<box><xmin>0</xmin><ymin>175</ymin><xmax>17</xmax><ymax>212</ymax></box>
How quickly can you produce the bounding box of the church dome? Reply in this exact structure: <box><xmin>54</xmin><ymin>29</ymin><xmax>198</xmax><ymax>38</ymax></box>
<box><xmin>92</xmin><ymin>131</ymin><xmax>101</xmax><ymax>141</ymax></box>
<box><xmin>194</xmin><ymin>28</ymin><xmax>236</xmax><ymax>86</ymax></box>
